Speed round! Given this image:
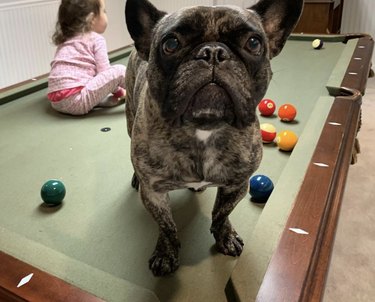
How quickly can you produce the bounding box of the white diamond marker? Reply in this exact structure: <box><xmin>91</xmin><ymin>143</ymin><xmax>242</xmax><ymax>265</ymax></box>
<box><xmin>328</xmin><ymin>122</ymin><xmax>342</xmax><ymax>126</ymax></box>
<box><xmin>17</xmin><ymin>273</ymin><xmax>33</xmax><ymax>288</ymax></box>
<box><xmin>313</xmin><ymin>162</ymin><xmax>329</xmax><ymax>168</ymax></box>
<box><xmin>289</xmin><ymin>228</ymin><xmax>309</xmax><ymax>235</ymax></box>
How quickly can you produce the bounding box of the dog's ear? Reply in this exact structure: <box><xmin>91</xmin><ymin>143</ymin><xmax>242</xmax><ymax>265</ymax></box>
<box><xmin>125</xmin><ymin>0</ymin><xmax>167</xmax><ymax>61</ymax></box>
<box><xmin>250</xmin><ymin>0</ymin><xmax>303</xmax><ymax>58</ymax></box>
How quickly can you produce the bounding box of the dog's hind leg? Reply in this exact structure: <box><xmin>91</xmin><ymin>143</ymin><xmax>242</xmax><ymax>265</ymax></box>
<box><xmin>210</xmin><ymin>182</ymin><xmax>248</xmax><ymax>256</ymax></box>
<box><xmin>140</xmin><ymin>186</ymin><xmax>181</xmax><ymax>276</ymax></box>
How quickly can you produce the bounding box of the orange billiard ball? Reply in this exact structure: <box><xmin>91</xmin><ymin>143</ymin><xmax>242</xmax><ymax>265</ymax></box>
<box><xmin>258</xmin><ymin>99</ymin><xmax>276</xmax><ymax>116</ymax></box>
<box><xmin>276</xmin><ymin>130</ymin><xmax>298</xmax><ymax>151</ymax></box>
<box><xmin>260</xmin><ymin>123</ymin><xmax>276</xmax><ymax>143</ymax></box>
<box><xmin>278</xmin><ymin>103</ymin><xmax>297</xmax><ymax>122</ymax></box>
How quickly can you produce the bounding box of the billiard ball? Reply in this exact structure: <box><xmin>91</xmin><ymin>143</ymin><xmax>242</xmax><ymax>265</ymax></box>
<box><xmin>278</xmin><ymin>103</ymin><xmax>297</xmax><ymax>122</ymax></box>
<box><xmin>276</xmin><ymin>130</ymin><xmax>298</xmax><ymax>151</ymax></box>
<box><xmin>40</xmin><ymin>180</ymin><xmax>66</xmax><ymax>206</ymax></box>
<box><xmin>312</xmin><ymin>39</ymin><xmax>324</xmax><ymax>49</ymax></box>
<box><xmin>258</xmin><ymin>99</ymin><xmax>276</xmax><ymax>116</ymax></box>
<box><xmin>249</xmin><ymin>174</ymin><xmax>274</xmax><ymax>202</ymax></box>
<box><xmin>260</xmin><ymin>123</ymin><xmax>276</xmax><ymax>143</ymax></box>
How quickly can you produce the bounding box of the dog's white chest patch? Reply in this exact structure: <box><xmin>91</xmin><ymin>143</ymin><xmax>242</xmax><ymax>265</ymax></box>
<box><xmin>185</xmin><ymin>181</ymin><xmax>212</xmax><ymax>190</ymax></box>
<box><xmin>195</xmin><ymin>129</ymin><xmax>213</xmax><ymax>143</ymax></box>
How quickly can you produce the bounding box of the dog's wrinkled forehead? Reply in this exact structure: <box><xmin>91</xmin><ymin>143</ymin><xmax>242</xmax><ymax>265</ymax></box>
<box><xmin>155</xmin><ymin>5</ymin><xmax>264</xmax><ymax>41</ymax></box>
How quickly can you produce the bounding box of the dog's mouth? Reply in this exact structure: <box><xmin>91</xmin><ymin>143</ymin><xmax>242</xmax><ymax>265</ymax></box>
<box><xmin>182</xmin><ymin>83</ymin><xmax>235</xmax><ymax>127</ymax></box>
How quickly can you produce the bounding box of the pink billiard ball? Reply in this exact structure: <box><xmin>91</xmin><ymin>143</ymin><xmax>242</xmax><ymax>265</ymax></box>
<box><xmin>260</xmin><ymin>123</ymin><xmax>276</xmax><ymax>143</ymax></box>
<box><xmin>258</xmin><ymin>99</ymin><xmax>276</xmax><ymax>116</ymax></box>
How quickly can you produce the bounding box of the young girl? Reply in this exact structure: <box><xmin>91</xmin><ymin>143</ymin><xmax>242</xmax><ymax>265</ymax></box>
<box><xmin>47</xmin><ymin>0</ymin><xmax>126</xmax><ymax>115</ymax></box>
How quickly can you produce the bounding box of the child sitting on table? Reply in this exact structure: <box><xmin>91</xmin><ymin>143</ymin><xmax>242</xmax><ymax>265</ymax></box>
<box><xmin>47</xmin><ymin>0</ymin><xmax>126</xmax><ymax>115</ymax></box>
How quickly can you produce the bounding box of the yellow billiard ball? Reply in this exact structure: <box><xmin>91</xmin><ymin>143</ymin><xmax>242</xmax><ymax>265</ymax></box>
<box><xmin>276</xmin><ymin>130</ymin><xmax>298</xmax><ymax>151</ymax></box>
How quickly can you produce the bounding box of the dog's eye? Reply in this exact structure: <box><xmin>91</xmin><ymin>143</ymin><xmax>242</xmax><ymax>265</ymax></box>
<box><xmin>162</xmin><ymin>38</ymin><xmax>180</xmax><ymax>55</ymax></box>
<box><xmin>246</xmin><ymin>37</ymin><xmax>262</xmax><ymax>55</ymax></box>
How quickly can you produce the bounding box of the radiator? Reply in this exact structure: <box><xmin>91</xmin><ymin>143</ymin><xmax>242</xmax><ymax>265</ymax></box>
<box><xmin>0</xmin><ymin>0</ymin><xmax>59</xmax><ymax>89</ymax></box>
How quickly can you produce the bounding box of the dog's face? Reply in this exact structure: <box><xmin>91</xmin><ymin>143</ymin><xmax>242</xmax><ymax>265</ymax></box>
<box><xmin>126</xmin><ymin>0</ymin><xmax>303</xmax><ymax>130</ymax></box>
<box><xmin>146</xmin><ymin>6</ymin><xmax>271</xmax><ymax>129</ymax></box>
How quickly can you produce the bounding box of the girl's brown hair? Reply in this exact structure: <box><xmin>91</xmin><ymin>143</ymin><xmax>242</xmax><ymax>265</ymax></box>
<box><xmin>52</xmin><ymin>0</ymin><xmax>101</xmax><ymax>45</ymax></box>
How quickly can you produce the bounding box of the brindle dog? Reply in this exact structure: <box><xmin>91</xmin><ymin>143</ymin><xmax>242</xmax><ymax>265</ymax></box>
<box><xmin>124</xmin><ymin>0</ymin><xmax>303</xmax><ymax>276</ymax></box>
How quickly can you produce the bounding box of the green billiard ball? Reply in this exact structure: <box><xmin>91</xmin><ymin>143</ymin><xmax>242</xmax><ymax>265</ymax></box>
<box><xmin>41</xmin><ymin>180</ymin><xmax>66</xmax><ymax>206</ymax></box>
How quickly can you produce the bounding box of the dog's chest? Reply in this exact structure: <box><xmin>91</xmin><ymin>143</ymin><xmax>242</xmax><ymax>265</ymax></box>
<box><xmin>147</xmin><ymin>129</ymin><xmax>234</xmax><ymax>187</ymax></box>
<box><xmin>132</xmin><ymin>119</ymin><xmax>259</xmax><ymax>192</ymax></box>
<box><xmin>195</xmin><ymin>129</ymin><xmax>214</xmax><ymax>143</ymax></box>
<box><xmin>182</xmin><ymin>129</ymin><xmax>237</xmax><ymax>186</ymax></box>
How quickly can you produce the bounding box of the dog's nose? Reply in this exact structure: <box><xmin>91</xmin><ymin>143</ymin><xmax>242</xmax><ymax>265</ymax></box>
<box><xmin>195</xmin><ymin>44</ymin><xmax>230</xmax><ymax>64</ymax></box>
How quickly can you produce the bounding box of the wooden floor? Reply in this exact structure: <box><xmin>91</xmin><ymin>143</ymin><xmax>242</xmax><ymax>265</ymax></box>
<box><xmin>324</xmin><ymin>76</ymin><xmax>375</xmax><ymax>301</ymax></box>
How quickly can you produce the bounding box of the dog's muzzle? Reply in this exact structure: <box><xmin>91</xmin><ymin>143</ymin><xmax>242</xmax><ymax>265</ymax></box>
<box><xmin>182</xmin><ymin>43</ymin><xmax>236</xmax><ymax>127</ymax></box>
<box><xmin>183</xmin><ymin>82</ymin><xmax>235</xmax><ymax>126</ymax></box>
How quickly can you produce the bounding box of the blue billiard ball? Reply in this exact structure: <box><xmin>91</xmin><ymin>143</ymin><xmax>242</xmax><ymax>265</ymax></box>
<box><xmin>249</xmin><ymin>175</ymin><xmax>274</xmax><ymax>202</ymax></box>
<box><xmin>41</xmin><ymin>180</ymin><xmax>66</xmax><ymax>206</ymax></box>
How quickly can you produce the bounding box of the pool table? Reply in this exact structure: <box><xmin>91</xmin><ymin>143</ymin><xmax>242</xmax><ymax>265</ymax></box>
<box><xmin>0</xmin><ymin>34</ymin><xmax>373</xmax><ymax>302</ymax></box>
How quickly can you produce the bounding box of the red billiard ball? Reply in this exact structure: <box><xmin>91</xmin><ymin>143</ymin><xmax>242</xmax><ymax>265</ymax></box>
<box><xmin>278</xmin><ymin>103</ymin><xmax>297</xmax><ymax>122</ymax></box>
<box><xmin>258</xmin><ymin>99</ymin><xmax>276</xmax><ymax>116</ymax></box>
<box><xmin>260</xmin><ymin>123</ymin><xmax>276</xmax><ymax>143</ymax></box>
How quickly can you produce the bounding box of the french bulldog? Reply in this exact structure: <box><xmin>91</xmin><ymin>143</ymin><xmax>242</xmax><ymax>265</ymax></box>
<box><xmin>124</xmin><ymin>0</ymin><xmax>303</xmax><ymax>276</ymax></box>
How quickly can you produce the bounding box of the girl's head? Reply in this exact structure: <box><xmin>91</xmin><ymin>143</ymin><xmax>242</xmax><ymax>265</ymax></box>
<box><xmin>52</xmin><ymin>0</ymin><xmax>107</xmax><ymax>45</ymax></box>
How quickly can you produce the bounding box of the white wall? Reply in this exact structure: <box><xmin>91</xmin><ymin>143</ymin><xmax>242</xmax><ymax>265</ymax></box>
<box><xmin>215</xmin><ymin>0</ymin><xmax>256</xmax><ymax>7</ymax></box>
<box><xmin>103</xmin><ymin>0</ymin><xmax>132</xmax><ymax>51</ymax></box>
<box><xmin>341</xmin><ymin>0</ymin><xmax>375</xmax><ymax>64</ymax></box>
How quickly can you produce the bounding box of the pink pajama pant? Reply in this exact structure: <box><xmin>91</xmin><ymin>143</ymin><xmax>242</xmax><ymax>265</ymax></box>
<box><xmin>51</xmin><ymin>64</ymin><xmax>126</xmax><ymax>115</ymax></box>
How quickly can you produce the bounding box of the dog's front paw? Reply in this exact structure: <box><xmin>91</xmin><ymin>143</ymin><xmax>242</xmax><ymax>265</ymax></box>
<box><xmin>213</xmin><ymin>230</ymin><xmax>244</xmax><ymax>257</ymax></box>
<box><xmin>149</xmin><ymin>234</ymin><xmax>181</xmax><ymax>276</ymax></box>
<box><xmin>149</xmin><ymin>250</ymin><xmax>180</xmax><ymax>276</ymax></box>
